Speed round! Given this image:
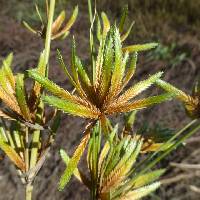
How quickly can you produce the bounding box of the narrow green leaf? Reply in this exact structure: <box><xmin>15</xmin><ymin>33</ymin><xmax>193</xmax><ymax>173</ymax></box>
<box><xmin>99</xmin><ymin>34</ymin><xmax>114</xmax><ymax>98</ymax></box>
<box><xmin>2</xmin><ymin>53</ymin><xmax>15</xmax><ymax>89</ymax></box>
<box><xmin>109</xmin><ymin>27</ymin><xmax>123</xmax><ymax>97</ymax></box>
<box><xmin>156</xmin><ymin>79</ymin><xmax>188</xmax><ymax>102</ymax></box>
<box><xmin>64</xmin><ymin>5</ymin><xmax>78</xmax><ymax>31</ymax></box>
<box><xmin>0</xmin><ymin>68</ymin><xmax>15</xmax><ymax>95</ymax></box>
<box><xmin>121</xmin><ymin>21</ymin><xmax>134</xmax><ymax>42</ymax></box>
<box><xmin>122</xmin><ymin>52</ymin><xmax>138</xmax><ymax>88</ymax></box>
<box><xmin>58</xmin><ymin>133</ymin><xmax>90</xmax><ymax>191</ymax></box>
<box><xmin>125</xmin><ymin>93</ymin><xmax>174</xmax><ymax>112</ymax></box>
<box><xmin>122</xmin><ymin>43</ymin><xmax>158</xmax><ymax>53</ymax></box>
<box><xmin>119</xmin><ymin>5</ymin><xmax>128</xmax><ymax>33</ymax></box>
<box><xmin>35</xmin><ymin>4</ymin><xmax>43</xmax><ymax>24</ymax></box>
<box><xmin>76</xmin><ymin>56</ymin><xmax>91</xmax><ymax>87</ymax></box>
<box><xmin>121</xmin><ymin>182</ymin><xmax>160</xmax><ymax>200</ymax></box>
<box><xmin>133</xmin><ymin>169</ymin><xmax>165</xmax><ymax>188</ymax></box>
<box><xmin>98</xmin><ymin>125</ymin><xmax>118</xmax><ymax>172</ymax></box>
<box><xmin>28</xmin><ymin>69</ymin><xmax>82</xmax><ymax>104</ymax></box>
<box><xmin>108</xmin><ymin>93</ymin><xmax>174</xmax><ymax>114</ymax></box>
<box><xmin>0</xmin><ymin>134</ymin><xmax>25</xmax><ymax>171</ymax></box>
<box><xmin>96</xmin><ymin>14</ymin><xmax>102</xmax><ymax>42</ymax></box>
<box><xmin>29</xmin><ymin>51</ymin><xmax>46</xmax><ymax>109</ymax></box>
<box><xmin>101</xmin><ymin>12</ymin><xmax>110</xmax><ymax>37</ymax></box>
<box><xmin>60</xmin><ymin>149</ymin><xmax>90</xmax><ymax>187</ymax></box>
<box><xmin>53</xmin><ymin>5</ymin><xmax>78</xmax><ymax>39</ymax></box>
<box><xmin>125</xmin><ymin>110</ymin><xmax>137</xmax><ymax>131</ymax></box>
<box><xmin>57</xmin><ymin>49</ymin><xmax>76</xmax><ymax>86</ymax></box>
<box><xmin>15</xmin><ymin>74</ymin><xmax>31</xmax><ymax>121</ymax></box>
<box><xmin>43</xmin><ymin>95</ymin><xmax>99</xmax><ymax>119</ymax></box>
<box><xmin>71</xmin><ymin>38</ymin><xmax>79</xmax><ymax>83</ymax></box>
<box><xmin>23</xmin><ymin>21</ymin><xmax>37</xmax><ymax>34</ymax></box>
<box><xmin>114</xmin><ymin>140</ymin><xmax>138</xmax><ymax>173</ymax></box>
<box><xmin>118</xmin><ymin>72</ymin><xmax>163</xmax><ymax>103</ymax></box>
<box><xmin>52</xmin><ymin>10</ymin><xmax>65</xmax><ymax>34</ymax></box>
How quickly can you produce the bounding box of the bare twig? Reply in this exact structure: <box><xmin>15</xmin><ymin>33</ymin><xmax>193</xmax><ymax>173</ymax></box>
<box><xmin>161</xmin><ymin>171</ymin><xmax>200</xmax><ymax>185</ymax></box>
<box><xmin>170</xmin><ymin>162</ymin><xmax>200</xmax><ymax>170</ymax></box>
<box><xmin>190</xmin><ymin>185</ymin><xmax>200</xmax><ymax>194</ymax></box>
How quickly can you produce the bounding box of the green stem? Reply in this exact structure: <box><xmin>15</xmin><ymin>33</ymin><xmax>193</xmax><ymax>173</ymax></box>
<box><xmin>133</xmin><ymin>119</ymin><xmax>197</xmax><ymax>174</ymax></box>
<box><xmin>88</xmin><ymin>0</ymin><xmax>93</xmax><ymax>24</ymax></box>
<box><xmin>87</xmin><ymin>0</ymin><xmax>96</xmax><ymax>83</ymax></box>
<box><xmin>25</xmin><ymin>127</ymin><xmax>29</xmax><ymax>172</ymax></box>
<box><xmin>44</xmin><ymin>0</ymin><xmax>55</xmax><ymax>76</ymax></box>
<box><xmin>141</xmin><ymin>122</ymin><xmax>200</xmax><ymax>174</ymax></box>
<box><xmin>115</xmin><ymin>121</ymin><xmax>200</xmax><ymax>198</ymax></box>
<box><xmin>26</xmin><ymin>183</ymin><xmax>33</xmax><ymax>200</ymax></box>
<box><xmin>29</xmin><ymin>130</ymin><xmax>40</xmax><ymax>169</ymax></box>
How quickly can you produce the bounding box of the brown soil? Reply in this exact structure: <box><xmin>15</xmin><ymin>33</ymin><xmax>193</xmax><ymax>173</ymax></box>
<box><xmin>0</xmin><ymin>2</ymin><xmax>200</xmax><ymax>199</ymax></box>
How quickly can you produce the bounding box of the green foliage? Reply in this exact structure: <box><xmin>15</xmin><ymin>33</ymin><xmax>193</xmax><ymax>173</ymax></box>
<box><xmin>23</xmin><ymin>1</ymin><xmax>78</xmax><ymax>40</ymax></box>
<box><xmin>147</xmin><ymin>43</ymin><xmax>187</xmax><ymax>67</ymax></box>
<box><xmin>60</xmin><ymin>124</ymin><xmax>163</xmax><ymax>199</ymax></box>
<box><xmin>59</xmin><ymin>132</ymin><xmax>90</xmax><ymax>191</ymax></box>
<box><xmin>29</xmin><ymin>25</ymin><xmax>172</xmax><ymax>132</ymax></box>
<box><xmin>0</xmin><ymin>1</ymin><xmax>200</xmax><ymax>200</ymax></box>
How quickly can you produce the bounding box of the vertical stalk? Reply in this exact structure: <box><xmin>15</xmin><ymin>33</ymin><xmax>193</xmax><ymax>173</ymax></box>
<box><xmin>44</xmin><ymin>0</ymin><xmax>55</xmax><ymax>76</ymax></box>
<box><xmin>27</xmin><ymin>2</ymin><xmax>56</xmax><ymax>199</ymax></box>
<box><xmin>88</xmin><ymin>0</ymin><xmax>95</xmax><ymax>83</ymax></box>
<box><xmin>25</xmin><ymin>127</ymin><xmax>29</xmax><ymax>172</ymax></box>
<box><xmin>26</xmin><ymin>183</ymin><xmax>33</xmax><ymax>200</ymax></box>
<box><xmin>88</xmin><ymin>0</ymin><xmax>93</xmax><ymax>24</ymax></box>
<box><xmin>30</xmin><ymin>102</ymin><xmax>44</xmax><ymax>169</ymax></box>
<box><xmin>29</xmin><ymin>130</ymin><xmax>40</xmax><ymax>169</ymax></box>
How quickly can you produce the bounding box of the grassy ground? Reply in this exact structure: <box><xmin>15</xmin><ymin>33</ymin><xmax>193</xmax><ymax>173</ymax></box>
<box><xmin>0</xmin><ymin>0</ymin><xmax>200</xmax><ymax>199</ymax></box>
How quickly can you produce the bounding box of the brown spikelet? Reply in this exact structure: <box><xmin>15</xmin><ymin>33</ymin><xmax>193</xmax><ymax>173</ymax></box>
<box><xmin>0</xmin><ymin>87</ymin><xmax>21</xmax><ymax>115</ymax></box>
<box><xmin>101</xmin><ymin>165</ymin><xmax>126</xmax><ymax>194</ymax></box>
<box><xmin>0</xmin><ymin>140</ymin><xmax>25</xmax><ymax>172</ymax></box>
<box><xmin>184</xmin><ymin>95</ymin><xmax>200</xmax><ymax>118</ymax></box>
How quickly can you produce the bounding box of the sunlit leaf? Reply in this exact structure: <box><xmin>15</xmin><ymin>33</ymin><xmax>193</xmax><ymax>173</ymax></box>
<box><xmin>122</xmin><ymin>43</ymin><xmax>158</xmax><ymax>53</ymax></box>
<box><xmin>58</xmin><ymin>133</ymin><xmax>90</xmax><ymax>191</ymax></box>
<box><xmin>0</xmin><ymin>134</ymin><xmax>25</xmax><ymax>171</ymax></box>
<box><xmin>156</xmin><ymin>79</ymin><xmax>188</xmax><ymax>102</ymax></box>
<box><xmin>15</xmin><ymin>74</ymin><xmax>31</xmax><ymax>121</ymax></box>
<box><xmin>101</xmin><ymin>12</ymin><xmax>110</xmax><ymax>37</ymax></box>
<box><xmin>120</xmin><ymin>182</ymin><xmax>160</xmax><ymax>200</ymax></box>
<box><xmin>121</xmin><ymin>21</ymin><xmax>134</xmax><ymax>42</ymax></box>
<box><xmin>43</xmin><ymin>95</ymin><xmax>99</xmax><ymax>119</ymax></box>
<box><xmin>52</xmin><ymin>10</ymin><xmax>65</xmax><ymax>34</ymax></box>
<box><xmin>117</xmin><ymin>72</ymin><xmax>163</xmax><ymax>104</ymax></box>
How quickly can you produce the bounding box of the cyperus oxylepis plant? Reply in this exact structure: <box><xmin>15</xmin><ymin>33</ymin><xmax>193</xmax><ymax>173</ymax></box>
<box><xmin>28</xmin><ymin>16</ymin><xmax>174</xmax><ymax>192</ymax></box>
<box><xmin>23</xmin><ymin>0</ymin><xmax>78</xmax><ymax>40</ymax></box>
<box><xmin>0</xmin><ymin>0</ymin><xmax>200</xmax><ymax>200</ymax></box>
<box><xmin>0</xmin><ymin>0</ymin><xmax>77</xmax><ymax>200</ymax></box>
<box><xmin>60</xmin><ymin>123</ymin><xmax>165</xmax><ymax>200</ymax></box>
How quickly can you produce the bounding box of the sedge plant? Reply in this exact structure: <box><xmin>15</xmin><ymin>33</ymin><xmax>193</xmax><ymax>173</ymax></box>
<box><xmin>60</xmin><ymin>123</ymin><xmax>165</xmax><ymax>200</ymax></box>
<box><xmin>0</xmin><ymin>1</ymin><xmax>77</xmax><ymax>200</ymax></box>
<box><xmin>0</xmin><ymin>0</ymin><xmax>200</xmax><ymax>200</ymax></box>
<box><xmin>28</xmin><ymin>1</ymin><xmax>200</xmax><ymax>199</ymax></box>
<box><xmin>28</xmin><ymin>14</ymin><xmax>175</xmax><ymax>192</ymax></box>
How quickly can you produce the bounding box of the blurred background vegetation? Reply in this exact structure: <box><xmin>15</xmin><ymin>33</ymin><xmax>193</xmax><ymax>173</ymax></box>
<box><xmin>0</xmin><ymin>0</ymin><xmax>200</xmax><ymax>200</ymax></box>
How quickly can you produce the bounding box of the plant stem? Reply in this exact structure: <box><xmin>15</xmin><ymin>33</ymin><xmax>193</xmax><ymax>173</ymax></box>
<box><xmin>25</xmin><ymin>127</ymin><xmax>29</xmax><ymax>172</ymax></box>
<box><xmin>88</xmin><ymin>0</ymin><xmax>93</xmax><ymax>24</ymax></box>
<box><xmin>29</xmin><ymin>130</ymin><xmax>40</xmax><ymax>169</ymax></box>
<box><xmin>30</xmin><ymin>102</ymin><xmax>44</xmax><ymax>169</ymax></box>
<box><xmin>141</xmin><ymin>122</ymin><xmax>200</xmax><ymax>174</ymax></box>
<box><xmin>87</xmin><ymin>0</ymin><xmax>96</xmax><ymax>83</ymax></box>
<box><xmin>26</xmin><ymin>183</ymin><xmax>33</xmax><ymax>200</ymax></box>
<box><xmin>132</xmin><ymin>119</ymin><xmax>197</xmax><ymax>175</ymax></box>
<box><xmin>44</xmin><ymin>0</ymin><xmax>55</xmax><ymax>75</ymax></box>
